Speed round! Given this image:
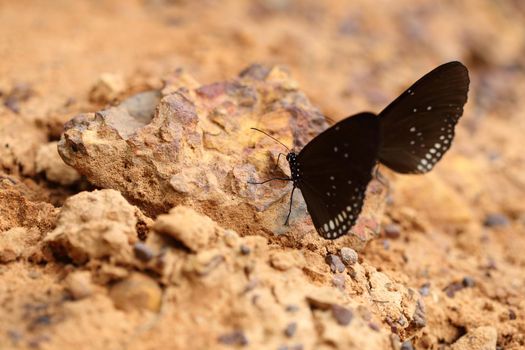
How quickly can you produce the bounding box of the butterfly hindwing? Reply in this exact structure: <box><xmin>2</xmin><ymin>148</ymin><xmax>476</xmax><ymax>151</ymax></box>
<box><xmin>296</xmin><ymin>112</ymin><xmax>380</xmax><ymax>239</ymax></box>
<box><xmin>378</xmin><ymin>61</ymin><xmax>469</xmax><ymax>174</ymax></box>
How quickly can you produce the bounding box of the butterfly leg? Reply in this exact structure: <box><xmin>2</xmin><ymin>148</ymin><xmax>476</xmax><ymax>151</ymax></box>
<box><xmin>272</xmin><ymin>152</ymin><xmax>286</xmax><ymax>172</ymax></box>
<box><xmin>284</xmin><ymin>185</ymin><xmax>296</xmax><ymax>226</ymax></box>
<box><xmin>248</xmin><ymin>177</ymin><xmax>291</xmax><ymax>185</ymax></box>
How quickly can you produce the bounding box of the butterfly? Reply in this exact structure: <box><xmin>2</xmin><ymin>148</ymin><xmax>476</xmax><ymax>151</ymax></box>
<box><xmin>250</xmin><ymin>61</ymin><xmax>470</xmax><ymax>239</ymax></box>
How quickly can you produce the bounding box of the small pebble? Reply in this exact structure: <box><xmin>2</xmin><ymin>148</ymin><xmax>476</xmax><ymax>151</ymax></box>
<box><xmin>109</xmin><ymin>273</ymin><xmax>162</xmax><ymax>312</ymax></box>
<box><xmin>383</xmin><ymin>239</ymin><xmax>391</xmax><ymax>250</ymax></box>
<box><xmin>368</xmin><ymin>322</ymin><xmax>380</xmax><ymax>331</ymax></box>
<box><xmin>339</xmin><ymin>247</ymin><xmax>358</xmax><ymax>265</ymax></box>
<box><xmin>509</xmin><ymin>309</ymin><xmax>517</xmax><ymax>320</ymax></box>
<box><xmin>412</xmin><ymin>299</ymin><xmax>426</xmax><ymax>328</ymax></box>
<box><xmin>462</xmin><ymin>276</ymin><xmax>475</xmax><ymax>288</ymax></box>
<box><xmin>65</xmin><ymin>271</ymin><xmax>94</xmax><ymax>300</ymax></box>
<box><xmin>217</xmin><ymin>330</ymin><xmax>248</xmax><ymax>346</ymax></box>
<box><xmin>133</xmin><ymin>242</ymin><xmax>154</xmax><ymax>262</ymax></box>
<box><xmin>419</xmin><ymin>282</ymin><xmax>431</xmax><ymax>296</ymax></box>
<box><xmin>326</xmin><ymin>254</ymin><xmax>345</xmax><ymax>273</ymax></box>
<box><xmin>331</xmin><ymin>305</ymin><xmax>353</xmax><ymax>326</ymax></box>
<box><xmin>384</xmin><ymin>224</ymin><xmax>401</xmax><ymax>239</ymax></box>
<box><xmin>444</xmin><ymin>281</ymin><xmax>464</xmax><ymax>298</ymax></box>
<box><xmin>401</xmin><ymin>340</ymin><xmax>415</xmax><ymax>350</ymax></box>
<box><xmin>28</xmin><ymin>270</ymin><xmax>41</xmax><ymax>279</ymax></box>
<box><xmin>483</xmin><ymin>213</ymin><xmax>510</xmax><ymax>227</ymax></box>
<box><xmin>284</xmin><ymin>322</ymin><xmax>297</xmax><ymax>337</ymax></box>
<box><xmin>332</xmin><ymin>273</ymin><xmax>345</xmax><ymax>290</ymax></box>
<box><xmin>240</xmin><ymin>244</ymin><xmax>251</xmax><ymax>255</ymax></box>
<box><xmin>286</xmin><ymin>305</ymin><xmax>299</xmax><ymax>313</ymax></box>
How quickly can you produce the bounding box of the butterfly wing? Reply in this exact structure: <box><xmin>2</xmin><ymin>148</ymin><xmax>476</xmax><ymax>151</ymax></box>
<box><xmin>378</xmin><ymin>61</ymin><xmax>469</xmax><ymax>174</ymax></box>
<box><xmin>296</xmin><ymin>112</ymin><xmax>380</xmax><ymax>239</ymax></box>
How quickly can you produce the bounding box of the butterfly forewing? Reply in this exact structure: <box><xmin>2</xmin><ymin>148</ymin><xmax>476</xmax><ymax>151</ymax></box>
<box><xmin>296</xmin><ymin>113</ymin><xmax>380</xmax><ymax>239</ymax></box>
<box><xmin>378</xmin><ymin>61</ymin><xmax>469</xmax><ymax>174</ymax></box>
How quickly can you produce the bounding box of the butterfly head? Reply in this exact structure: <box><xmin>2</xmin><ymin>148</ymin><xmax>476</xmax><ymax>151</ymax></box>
<box><xmin>286</xmin><ymin>152</ymin><xmax>297</xmax><ymax>163</ymax></box>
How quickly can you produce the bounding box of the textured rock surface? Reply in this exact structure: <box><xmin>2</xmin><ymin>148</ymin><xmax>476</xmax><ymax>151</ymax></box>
<box><xmin>58</xmin><ymin>67</ymin><xmax>387</xmax><ymax>249</ymax></box>
<box><xmin>35</xmin><ymin>142</ymin><xmax>80</xmax><ymax>185</ymax></box>
<box><xmin>0</xmin><ymin>176</ymin><xmax>58</xmax><ymax>233</ymax></box>
<box><xmin>44</xmin><ymin>189</ymin><xmax>151</xmax><ymax>264</ymax></box>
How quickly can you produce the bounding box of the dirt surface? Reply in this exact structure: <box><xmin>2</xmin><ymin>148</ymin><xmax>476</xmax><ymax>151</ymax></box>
<box><xmin>1</xmin><ymin>1</ymin><xmax>525</xmax><ymax>349</ymax></box>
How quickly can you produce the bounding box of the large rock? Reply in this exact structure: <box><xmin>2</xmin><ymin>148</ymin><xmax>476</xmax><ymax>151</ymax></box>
<box><xmin>58</xmin><ymin>65</ymin><xmax>386</xmax><ymax>248</ymax></box>
<box><xmin>44</xmin><ymin>189</ymin><xmax>150</xmax><ymax>264</ymax></box>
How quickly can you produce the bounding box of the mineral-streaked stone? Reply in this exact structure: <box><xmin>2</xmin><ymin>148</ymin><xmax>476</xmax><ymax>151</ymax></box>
<box><xmin>58</xmin><ymin>65</ymin><xmax>386</xmax><ymax>249</ymax></box>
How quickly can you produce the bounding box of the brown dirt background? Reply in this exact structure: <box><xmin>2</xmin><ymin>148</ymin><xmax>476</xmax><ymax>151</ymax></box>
<box><xmin>1</xmin><ymin>0</ymin><xmax>525</xmax><ymax>349</ymax></box>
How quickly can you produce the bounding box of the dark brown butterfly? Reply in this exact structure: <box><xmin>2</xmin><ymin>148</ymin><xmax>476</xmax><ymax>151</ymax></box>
<box><xmin>251</xmin><ymin>61</ymin><xmax>469</xmax><ymax>239</ymax></box>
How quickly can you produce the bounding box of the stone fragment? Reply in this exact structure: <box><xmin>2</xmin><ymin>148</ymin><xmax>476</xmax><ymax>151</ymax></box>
<box><xmin>331</xmin><ymin>305</ymin><xmax>353</xmax><ymax>326</ymax></box>
<box><xmin>44</xmin><ymin>190</ymin><xmax>149</xmax><ymax>264</ymax></box>
<box><xmin>154</xmin><ymin>206</ymin><xmax>216</xmax><ymax>252</ymax></box>
<box><xmin>133</xmin><ymin>242</ymin><xmax>155</xmax><ymax>262</ymax></box>
<box><xmin>64</xmin><ymin>271</ymin><xmax>94</xmax><ymax>300</ymax></box>
<box><xmin>58</xmin><ymin>66</ymin><xmax>386</xmax><ymax>247</ymax></box>
<box><xmin>185</xmin><ymin>249</ymin><xmax>224</xmax><ymax>276</ymax></box>
<box><xmin>0</xmin><ymin>175</ymin><xmax>58</xmax><ymax>233</ymax></box>
<box><xmin>383</xmin><ymin>223</ymin><xmax>401</xmax><ymax>239</ymax></box>
<box><xmin>412</xmin><ymin>299</ymin><xmax>426</xmax><ymax>328</ymax></box>
<box><xmin>270</xmin><ymin>251</ymin><xmax>298</xmax><ymax>271</ymax></box>
<box><xmin>0</xmin><ymin>115</ymin><xmax>46</xmax><ymax>176</ymax></box>
<box><xmin>284</xmin><ymin>322</ymin><xmax>297</xmax><ymax>338</ymax></box>
<box><xmin>339</xmin><ymin>247</ymin><xmax>358</xmax><ymax>266</ymax></box>
<box><xmin>89</xmin><ymin>73</ymin><xmax>126</xmax><ymax>103</ymax></box>
<box><xmin>35</xmin><ymin>142</ymin><xmax>80</xmax><ymax>185</ymax></box>
<box><xmin>483</xmin><ymin>213</ymin><xmax>509</xmax><ymax>227</ymax></box>
<box><xmin>0</xmin><ymin>227</ymin><xmax>40</xmax><ymax>262</ymax></box>
<box><xmin>109</xmin><ymin>273</ymin><xmax>162</xmax><ymax>312</ymax></box>
<box><xmin>401</xmin><ymin>340</ymin><xmax>415</xmax><ymax>350</ymax></box>
<box><xmin>326</xmin><ymin>254</ymin><xmax>345</xmax><ymax>273</ymax></box>
<box><xmin>217</xmin><ymin>330</ymin><xmax>248</xmax><ymax>346</ymax></box>
<box><xmin>450</xmin><ymin>326</ymin><xmax>497</xmax><ymax>350</ymax></box>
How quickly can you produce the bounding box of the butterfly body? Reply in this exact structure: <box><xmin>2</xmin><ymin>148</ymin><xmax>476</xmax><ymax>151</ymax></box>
<box><xmin>253</xmin><ymin>61</ymin><xmax>470</xmax><ymax>240</ymax></box>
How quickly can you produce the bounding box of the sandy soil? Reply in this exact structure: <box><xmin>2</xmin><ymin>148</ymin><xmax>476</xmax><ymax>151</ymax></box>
<box><xmin>1</xmin><ymin>1</ymin><xmax>524</xmax><ymax>349</ymax></box>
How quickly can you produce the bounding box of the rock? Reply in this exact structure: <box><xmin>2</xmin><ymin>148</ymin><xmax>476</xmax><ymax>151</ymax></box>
<box><xmin>284</xmin><ymin>322</ymin><xmax>297</xmax><ymax>337</ymax></box>
<box><xmin>462</xmin><ymin>276</ymin><xmax>476</xmax><ymax>288</ymax></box>
<box><xmin>401</xmin><ymin>340</ymin><xmax>415</xmax><ymax>350</ymax></box>
<box><xmin>331</xmin><ymin>305</ymin><xmax>353</xmax><ymax>326</ymax></box>
<box><xmin>239</xmin><ymin>244</ymin><xmax>251</xmax><ymax>255</ymax></box>
<box><xmin>185</xmin><ymin>249</ymin><xmax>225</xmax><ymax>276</ymax></box>
<box><xmin>0</xmin><ymin>227</ymin><xmax>40</xmax><ymax>262</ymax></box>
<box><xmin>217</xmin><ymin>330</ymin><xmax>248</xmax><ymax>346</ymax></box>
<box><xmin>326</xmin><ymin>254</ymin><xmax>345</xmax><ymax>273</ymax></box>
<box><xmin>383</xmin><ymin>223</ymin><xmax>401</xmax><ymax>239</ymax></box>
<box><xmin>57</xmin><ymin>66</ymin><xmax>386</xmax><ymax>246</ymax></box>
<box><xmin>154</xmin><ymin>206</ymin><xmax>216</xmax><ymax>252</ymax></box>
<box><xmin>270</xmin><ymin>251</ymin><xmax>299</xmax><ymax>271</ymax></box>
<box><xmin>419</xmin><ymin>282</ymin><xmax>431</xmax><ymax>297</ymax></box>
<box><xmin>109</xmin><ymin>273</ymin><xmax>162</xmax><ymax>312</ymax></box>
<box><xmin>0</xmin><ymin>115</ymin><xmax>47</xmax><ymax>176</ymax></box>
<box><xmin>133</xmin><ymin>242</ymin><xmax>155</xmax><ymax>262</ymax></box>
<box><xmin>0</xmin><ymin>175</ymin><xmax>58</xmax><ymax>233</ymax></box>
<box><xmin>64</xmin><ymin>271</ymin><xmax>94</xmax><ymax>300</ymax></box>
<box><xmin>450</xmin><ymin>326</ymin><xmax>497</xmax><ymax>350</ymax></box>
<box><xmin>412</xmin><ymin>299</ymin><xmax>426</xmax><ymax>328</ymax></box>
<box><xmin>35</xmin><ymin>142</ymin><xmax>80</xmax><ymax>185</ymax></box>
<box><xmin>44</xmin><ymin>190</ymin><xmax>149</xmax><ymax>264</ymax></box>
<box><xmin>339</xmin><ymin>247</ymin><xmax>358</xmax><ymax>265</ymax></box>
<box><xmin>89</xmin><ymin>73</ymin><xmax>126</xmax><ymax>103</ymax></box>
<box><xmin>483</xmin><ymin>213</ymin><xmax>509</xmax><ymax>227</ymax></box>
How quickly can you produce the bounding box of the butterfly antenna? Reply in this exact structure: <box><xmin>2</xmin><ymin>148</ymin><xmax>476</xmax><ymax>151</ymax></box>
<box><xmin>250</xmin><ymin>128</ymin><xmax>291</xmax><ymax>152</ymax></box>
